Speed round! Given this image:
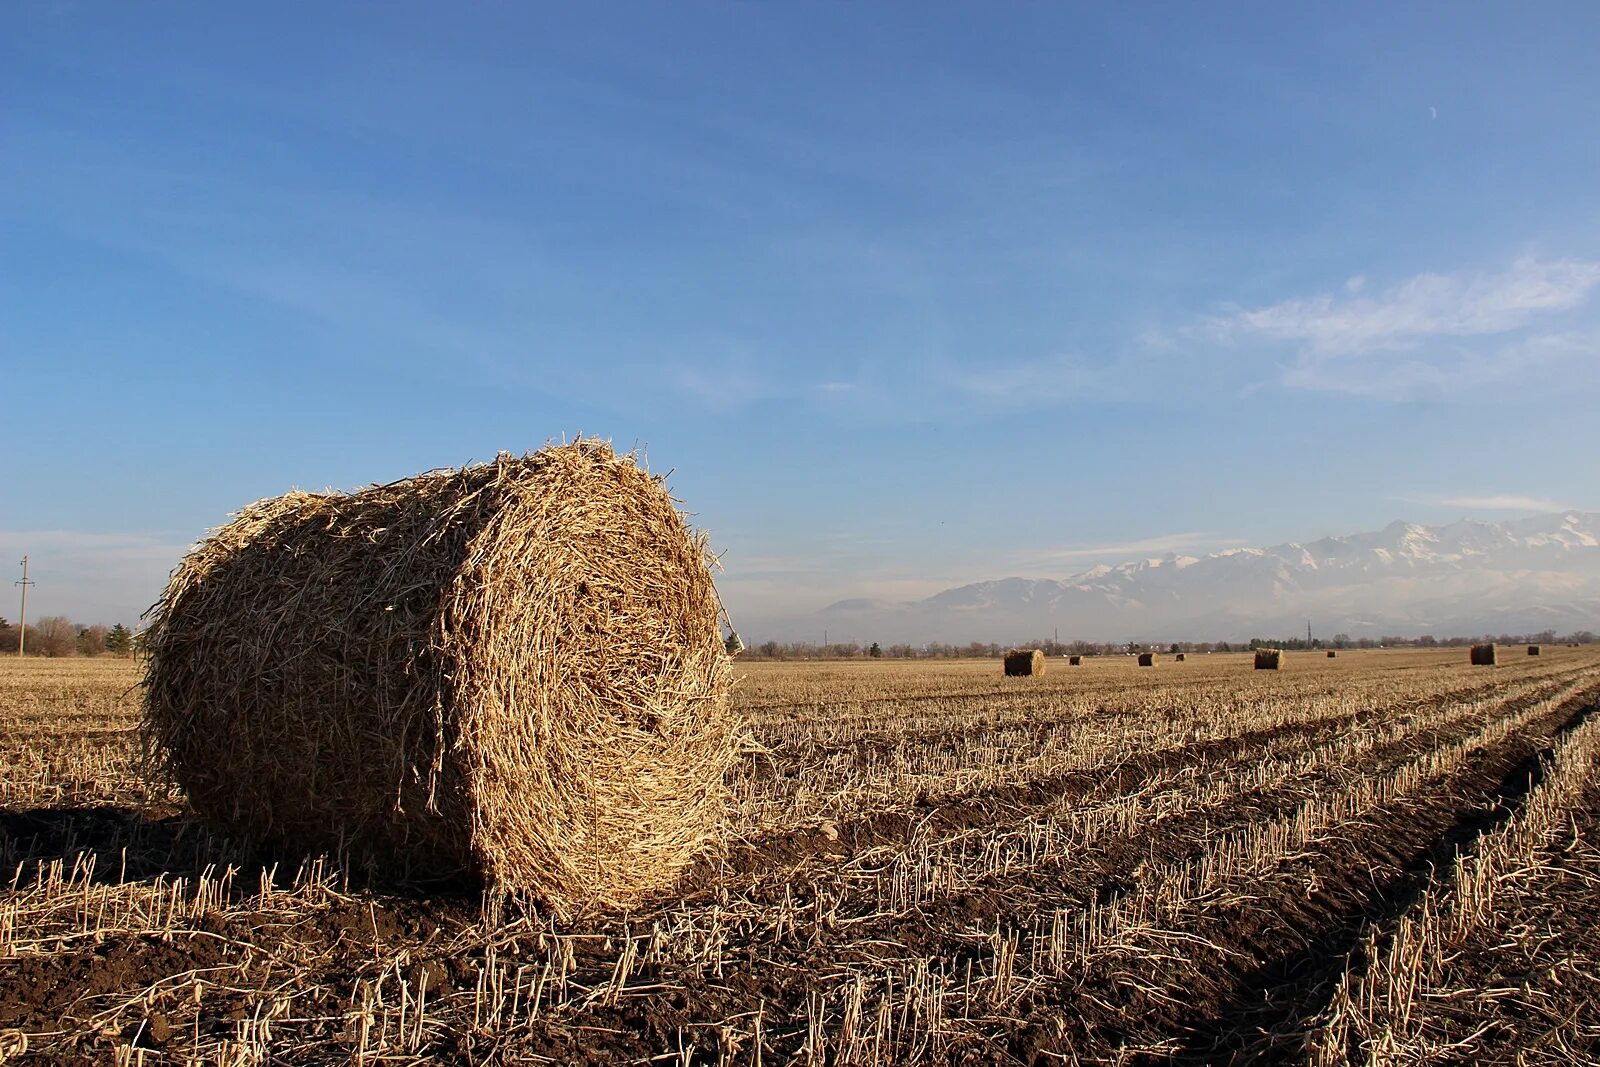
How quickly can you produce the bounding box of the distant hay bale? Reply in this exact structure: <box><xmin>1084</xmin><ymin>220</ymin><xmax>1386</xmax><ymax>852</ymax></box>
<box><xmin>1174</xmin><ymin>652</ymin><xmax>1186</xmax><ymax>662</ymax></box>
<box><xmin>1137</xmin><ymin>652</ymin><xmax>1156</xmax><ymax>667</ymax></box>
<box><xmin>1004</xmin><ymin>649</ymin><xmax>1045</xmax><ymax>676</ymax></box>
<box><xmin>1327</xmin><ymin>650</ymin><xmax>1337</xmax><ymax>658</ymax></box>
<box><xmin>1528</xmin><ymin>644</ymin><xmax>1541</xmax><ymax>656</ymax></box>
<box><xmin>1254</xmin><ymin>648</ymin><xmax>1283</xmax><ymax>670</ymax></box>
<box><xmin>141</xmin><ymin>440</ymin><xmax>735</xmax><ymax>917</ymax></box>
<box><xmin>1470</xmin><ymin>643</ymin><xmax>1497</xmax><ymax>666</ymax></box>
<box><xmin>1068</xmin><ymin>655</ymin><xmax>1082</xmax><ymax>666</ymax></box>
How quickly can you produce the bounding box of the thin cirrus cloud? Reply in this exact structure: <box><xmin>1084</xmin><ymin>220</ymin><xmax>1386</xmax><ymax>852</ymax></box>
<box><xmin>1206</xmin><ymin>255</ymin><xmax>1600</xmax><ymax>400</ymax></box>
<box><xmin>1025</xmin><ymin>531</ymin><xmax>1245</xmax><ymax>566</ymax></box>
<box><xmin>1435</xmin><ymin>494</ymin><xmax>1573</xmax><ymax>513</ymax></box>
<box><xmin>1213</xmin><ymin>256</ymin><xmax>1600</xmax><ymax>354</ymax></box>
<box><xmin>1278</xmin><ymin>328</ymin><xmax>1598</xmax><ymax>398</ymax></box>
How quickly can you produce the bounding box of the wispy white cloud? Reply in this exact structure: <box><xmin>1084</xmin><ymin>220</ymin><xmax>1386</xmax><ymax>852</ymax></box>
<box><xmin>1436</xmin><ymin>494</ymin><xmax>1573</xmax><ymax>512</ymax></box>
<box><xmin>1214</xmin><ymin>256</ymin><xmax>1600</xmax><ymax>355</ymax></box>
<box><xmin>1022</xmin><ymin>532</ymin><xmax>1246</xmax><ymax>566</ymax></box>
<box><xmin>942</xmin><ymin>346</ymin><xmax>1198</xmax><ymax>409</ymax></box>
<box><xmin>1279</xmin><ymin>328</ymin><xmax>1600</xmax><ymax>399</ymax></box>
<box><xmin>671</xmin><ymin>359</ymin><xmax>778</xmax><ymax>411</ymax></box>
<box><xmin>1393</xmin><ymin>492</ymin><xmax>1578</xmax><ymax>514</ymax></box>
<box><xmin>947</xmin><ymin>353</ymin><xmax>1088</xmax><ymax>403</ymax></box>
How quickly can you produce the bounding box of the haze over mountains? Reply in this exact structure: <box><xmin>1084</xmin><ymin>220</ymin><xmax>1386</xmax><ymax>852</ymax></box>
<box><xmin>802</xmin><ymin>512</ymin><xmax>1600</xmax><ymax>646</ymax></box>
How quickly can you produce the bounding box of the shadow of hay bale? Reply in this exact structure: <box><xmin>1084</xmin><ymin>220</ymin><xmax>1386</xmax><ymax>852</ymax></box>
<box><xmin>0</xmin><ymin>805</ymin><xmax>481</xmax><ymax>902</ymax></box>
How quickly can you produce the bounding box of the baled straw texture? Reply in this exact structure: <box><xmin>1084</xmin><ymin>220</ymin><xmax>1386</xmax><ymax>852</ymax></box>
<box><xmin>1470</xmin><ymin>643</ymin><xmax>1497</xmax><ymax>666</ymax></box>
<box><xmin>142</xmin><ymin>440</ymin><xmax>735</xmax><ymax>917</ymax></box>
<box><xmin>1003</xmin><ymin>649</ymin><xmax>1044</xmax><ymax>676</ymax></box>
<box><xmin>1254</xmin><ymin>648</ymin><xmax>1284</xmax><ymax>670</ymax></box>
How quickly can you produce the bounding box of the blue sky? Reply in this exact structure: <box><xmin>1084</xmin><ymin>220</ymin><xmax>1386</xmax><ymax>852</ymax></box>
<box><xmin>4</xmin><ymin>2</ymin><xmax>1599</xmax><ymax>633</ymax></box>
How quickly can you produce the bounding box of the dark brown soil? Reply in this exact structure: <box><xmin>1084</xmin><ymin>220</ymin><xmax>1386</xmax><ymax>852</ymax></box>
<box><xmin>2</xmin><ymin>674</ymin><xmax>1596</xmax><ymax>1065</ymax></box>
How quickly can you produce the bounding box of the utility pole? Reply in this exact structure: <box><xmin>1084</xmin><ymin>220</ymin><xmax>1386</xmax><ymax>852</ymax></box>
<box><xmin>15</xmin><ymin>557</ymin><xmax>34</xmax><ymax>657</ymax></box>
<box><xmin>1307</xmin><ymin>619</ymin><xmax>1313</xmax><ymax>648</ymax></box>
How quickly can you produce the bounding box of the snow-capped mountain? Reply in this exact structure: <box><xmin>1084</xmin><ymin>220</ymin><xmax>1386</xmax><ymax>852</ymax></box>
<box><xmin>812</xmin><ymin>512</ymin><xmax>1600</xmax><ymax>644</ymax></box>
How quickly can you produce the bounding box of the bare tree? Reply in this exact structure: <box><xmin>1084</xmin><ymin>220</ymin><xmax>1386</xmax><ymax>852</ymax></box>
<box><xmin>31</xmin><ymin>616</ymin><xmax>78</xmax><ymax>657</ymax></box>
<box><xmin>79</xmin><ymin>624</ymin><xmax>110</xmax><ymax>657</ymax></box>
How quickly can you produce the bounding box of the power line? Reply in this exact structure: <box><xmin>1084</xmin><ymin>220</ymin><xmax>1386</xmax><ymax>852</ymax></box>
<box><xmin>15</xmin><ymin>556</ymin><xmax>34</xmax><ymax>657</ymax></box>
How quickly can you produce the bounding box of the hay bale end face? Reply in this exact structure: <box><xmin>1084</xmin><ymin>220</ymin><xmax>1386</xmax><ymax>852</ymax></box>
<box><xmin>1470</xmin><ymin>643</ymin><xmax>1497</xmax><ymax>666</ymax></box>
<box><xmin>1528</xmin><ymin>645</ymin><xmax>1541</xmax><ymax>656</ymax></box>
<box><xmin>1175</xmin><ymin>652</ymin><xmax>1186</xmax><ymax>662</ymax></box>
<box><xmin>1254</xmin><ymin>648</ymin><xmax>1284</xmax><ymax>670</ymax></box>
<box><xmin>1004</xmin><ymin>649</ymin><xmax>1045</xmax><ymax>676</ymax></box>
<box><xmin>1137</xmin><ymin>652</ymin><xmax>1156</xmax><ymax>667</ymax></box>
<box><xmin>141</xmin><ymin>441</ymin><xmax>735</xmax><ymax>917</ymax></box>
<box><xmin>1327</xmin><ymin>650</ymin><xmax>1337</xmax><ymax>658</ymax></box>
<box><xmin>1067</xmin><ymin>655</ymin><xmax>1082</xmax><ymax>666</ymax></box>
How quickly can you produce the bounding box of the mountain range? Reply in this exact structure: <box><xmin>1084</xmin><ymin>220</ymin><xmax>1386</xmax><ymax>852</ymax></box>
<box><xmin>811</xmin><ymin>512</ymin><xmax>1600</xmax><ymax>645</ymax></box>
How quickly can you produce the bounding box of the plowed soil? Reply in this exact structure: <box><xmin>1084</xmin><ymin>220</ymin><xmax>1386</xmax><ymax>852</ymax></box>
<box><xmin>2</xmin><ymin>650</ymin><xmax>1598</xmax><ymax>1064</ymax></box>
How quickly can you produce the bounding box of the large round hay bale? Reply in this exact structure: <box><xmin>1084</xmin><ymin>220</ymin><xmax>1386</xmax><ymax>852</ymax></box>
<box><xmin>1004</xmin><ymin>648</ymin><xmax>1044</xmax><ymax>676</ymax></box>
<box><xmin>1254</xmin><ymin>648</ymin><xmax>1284</xmax><ymax>670</ymax></box>
<box><xmin>141</xmin><ymin>441</ymin><xmax>735</xmax><ymax>917</ymax></box>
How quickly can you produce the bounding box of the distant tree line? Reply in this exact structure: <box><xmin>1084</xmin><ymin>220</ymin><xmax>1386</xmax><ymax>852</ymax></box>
<box><xmin>739</xmin><ymin>630</ymin><xmax>1596</xmax><ymax>660</ymax></box>
<box><xmin>0</xmin><ymin>617</ymin><xmax>137</xmax><ymax>657</ymax></box>
<box><xmin>745</xmin><ymin>640</ymin><xmax>1010</xmax><ymax>660</ymax></box>
<box><xmin>1248</xmin><ymin>629</ymin><xmax>1596</xmax><ymax>651</ymax></box>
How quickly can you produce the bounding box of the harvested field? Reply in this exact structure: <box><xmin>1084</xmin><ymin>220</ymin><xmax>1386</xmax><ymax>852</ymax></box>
<box><xmin>3</xmin><ymin>647</ymin><xmax>1600</xmax><ymax>1064</ymax></box>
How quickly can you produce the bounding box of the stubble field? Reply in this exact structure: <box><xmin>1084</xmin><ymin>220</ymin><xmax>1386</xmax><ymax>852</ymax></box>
<box><xmin>2</xmin><ymin>647</ymin><xmax>1599</xmax><ymax>1064</ymax></box>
